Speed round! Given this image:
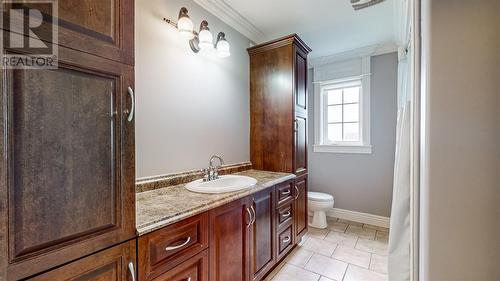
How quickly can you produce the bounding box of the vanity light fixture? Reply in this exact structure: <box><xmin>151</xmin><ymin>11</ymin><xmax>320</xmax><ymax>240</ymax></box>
<box><xmin>163</xmin><ymin>7</ymin><xmax>230</xmax><ymax>57</ymax></box>
<box><xmin>215</xmin><ymin>32</ymin><xmax>230</xmax><ymax>58</ymax></box>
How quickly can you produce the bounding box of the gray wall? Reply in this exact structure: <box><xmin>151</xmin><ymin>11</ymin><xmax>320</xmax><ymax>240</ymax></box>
<box><xmin>308</xmin><ymin>53</ymin><xmax>398</xmax><ymax>217</ymax></box>
<box><xmin>135</xmin><ymin>0</ymin><xmax>251</xmax><ymax>178</ymax></box>
<box><xmin>420</xmin><ymin>0</ymin><xmax>500</xmax><ymax>279</ymax></box>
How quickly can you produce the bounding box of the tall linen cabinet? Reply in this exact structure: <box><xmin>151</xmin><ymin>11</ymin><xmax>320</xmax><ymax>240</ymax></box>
<box><xmin>0</xmin><ymin>1</ymin><xmax>136</xmax><ymax>280</ymax></box>
<box><xmin>248</xmin><ymin>34</ymin><xmax>311</xmax><ymax>243</ymax></box>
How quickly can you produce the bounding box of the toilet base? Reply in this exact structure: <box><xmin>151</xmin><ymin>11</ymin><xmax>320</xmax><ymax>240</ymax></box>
<box><xmin>309</xmin><ymin>211</ymin><xmax>328</xmax><ymax>229</ymax></box>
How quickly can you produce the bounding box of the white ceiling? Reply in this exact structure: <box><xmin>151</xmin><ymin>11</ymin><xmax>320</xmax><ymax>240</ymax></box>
<box><xmin>197</xmin><ymin>0</ymin><xmax>397</xmax><ymax>58</ymax></box>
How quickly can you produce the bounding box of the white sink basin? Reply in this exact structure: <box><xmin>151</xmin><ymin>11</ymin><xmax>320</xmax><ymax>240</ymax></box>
<box><xmin>185</xmin><ymin>175</ymin><xmax>258</xmax><ymax>194</ymax></box>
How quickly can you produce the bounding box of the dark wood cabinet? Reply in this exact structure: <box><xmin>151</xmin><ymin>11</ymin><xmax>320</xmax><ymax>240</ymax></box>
<box><xmin>294</xmin><ymin>176</ymin><xmax>308</xmax><ymax>240</ymax></box>
<box><xmin>0</xmin><ymin>0</ymin><xmax>135</xmax><ymax>279</ymax></box>
<box><xmin>138</xmin><ymin>213</ymin><xmax>209</xmax><ymax>281</ymax></box>
<box><xmin>209</xmin><ymin>197</ymin><xmax>251</xmax><ymax>281</ymax></box>
<box><xmin>248</xmin><ymin>34</ymin><xmax>311</xmax><ymax>243</ymax></box>
<box><xmin>27</xmin><ymin>240</ymin><xmax>137</xmax><ymax>281</ymax></box>
<box><xmin>149</xmin><ymin>250</ymin><xmax>209</xmax><ymax>281</ymax></box>
<box><xmin>249</xmin><ymin>188</ymin><xmax>276</xmax><ymax>281</ymax></box>
<box><xmin>1</xmin><ymin>0</ymin><xmax>134</xmax><ymax>65</ymax></box>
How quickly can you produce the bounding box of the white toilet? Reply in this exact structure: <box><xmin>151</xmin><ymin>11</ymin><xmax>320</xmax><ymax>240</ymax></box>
<box><xmin>308</xmin><ymin>192</ymin><xmax>334</xmax><ymax>229</ymax></box>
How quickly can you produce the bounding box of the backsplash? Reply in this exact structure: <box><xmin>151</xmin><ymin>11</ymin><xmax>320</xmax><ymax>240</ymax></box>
<box><xmin>135</xmin><ymin>162</ymin><xmax>252</xmax><ymax>193</ymax></box>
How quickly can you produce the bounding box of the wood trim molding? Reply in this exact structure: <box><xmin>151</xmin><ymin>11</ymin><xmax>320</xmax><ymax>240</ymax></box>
<box><xmin>193</xmin><ymin>0</ymin><xmax>266</xmax><ymax>43</ymax></box>
<box><xmin>309</xmin><ymin>42</ymin><xmax>398</xmax><ymax>68</ymax></box>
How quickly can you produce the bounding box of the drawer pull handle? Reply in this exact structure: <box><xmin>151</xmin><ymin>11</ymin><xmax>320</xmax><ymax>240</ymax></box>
<box><xmin>282</xmin><ymin>236</ymin><xmax>291</xmax><ymax>243</ymax></box>
<box><xmin>282</xmin><ymin>189</ymin><xmax>291</xmax><ymax>195</ymax></box>
<box><xmin>128</xmin><ymin>262</ymin><xmax>136</xmax><ymax>281</ymax></box>
<box><xmin>186</xmin><ymin>278</ymin><xmax>192</xmax><ymax>281</ymax></box>
<box><xmin>282</xmin><ymin>211</ymin><xmax>291</xmax><ymax>218</ymax></box>
<box><xmin>294</xmin><ymin>186</ymin><xmax>299</xmax><ymax>199</ymax></box>
<box><xmin>165</xmin><ymin>237</ymin><xmax>191</xmax><ymax>251</ymax></box>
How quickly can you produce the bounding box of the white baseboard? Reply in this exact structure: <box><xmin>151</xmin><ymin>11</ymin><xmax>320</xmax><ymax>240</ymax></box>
<box><xmin>310</xmin><ymin>208</ymin><xmax>390</xmax><ymax>228</ymax></box>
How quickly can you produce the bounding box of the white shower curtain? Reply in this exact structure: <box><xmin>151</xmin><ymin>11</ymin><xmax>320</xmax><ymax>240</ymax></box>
<box><xmin>388</xmin><ymin>0</ymin><xmax>412</xmax><ymax>279</ymax></box>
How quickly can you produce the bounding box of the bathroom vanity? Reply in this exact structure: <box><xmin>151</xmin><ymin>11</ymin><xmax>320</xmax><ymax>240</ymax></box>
<box><xmin>136</xmin><ymin>170</ymin><xmax>297</xmax><ymax>281</ymax></box>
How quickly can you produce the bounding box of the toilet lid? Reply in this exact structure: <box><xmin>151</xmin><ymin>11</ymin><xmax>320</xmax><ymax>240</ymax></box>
<box><xmin>308</xmin><ymin>192</ymin><xmax>334</xmax><ymax>202</ymax></box>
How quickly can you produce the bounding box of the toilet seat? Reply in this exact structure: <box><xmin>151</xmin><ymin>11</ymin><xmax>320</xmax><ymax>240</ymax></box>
<box><xmin>308</xmin><ymin>192</ymin><xmax>334</xmax><ymax>202</ymax></box>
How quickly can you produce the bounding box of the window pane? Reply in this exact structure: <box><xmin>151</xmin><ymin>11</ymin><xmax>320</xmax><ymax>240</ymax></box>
<box><xmin>328</xmin><ymin>89</ymin><xmax>342</xmax><ymax>105</ymax></box>
<box><xmin>343</xmin><ymin>103</ymin><xmax>359</xmax><ymax>122</ymax></box>
<box><xmin>343</xmin><ymin>123</ymin><xmax>360</xmax><ymax>141</ymax></box>
<box><xmin>344</xmin><ymin>87</ymin><xmax>360</xmax><ymax>103</ymax></box>
<box><xmin>328</xmin><ymin>124</ymin><xmax>342</xmax><ymax>142</ymax></box>
<box><xmin>328</xmin><ymin>105</ymin><xmax>342</xmax><ymax>123</ymax></box>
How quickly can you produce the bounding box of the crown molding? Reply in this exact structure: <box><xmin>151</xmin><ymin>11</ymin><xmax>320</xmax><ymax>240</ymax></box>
<box><xmin>193</xmin><ymin>0</ymin><xmax>266</xmax><ymax>43</ymax></box>
<box><xmin>309</xmin><ymin>42</ymin><xmax>398</xmax><ymax>68</ymax></box>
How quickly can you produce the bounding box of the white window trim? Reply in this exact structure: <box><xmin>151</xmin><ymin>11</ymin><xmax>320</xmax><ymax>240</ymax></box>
<box><xmin>313</xmin><ymin>57</ymin><xmax>372</xmax><ymax>154</ymax></box>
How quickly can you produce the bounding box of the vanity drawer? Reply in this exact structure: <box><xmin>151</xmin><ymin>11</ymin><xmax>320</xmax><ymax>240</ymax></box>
<box><xmin>277</xmin><ymin>202</ymin><xmax>293</xmax><ymax>230</ymax></box>
<box><xmin>277</xmin><ymin>225</ymin><xmax>293</xmax><ymax>260</ymax></box>
<box><xmin>138</xmin><ymin>212</ymin><xmax>209</xmax><ymax>280</ymax></box>
<box><xmin>151</xmin><ymin>250</ymin><xmax>208</xmax><ymax>281</ymax></box>
<box><xmin>276</xmin><ymin>181</ymin><xmax>294</xmax><ymax>206</ymax></box>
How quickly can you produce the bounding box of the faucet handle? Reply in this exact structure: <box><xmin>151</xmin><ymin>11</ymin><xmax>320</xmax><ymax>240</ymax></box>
<box><xmin>201</xmin><ymin>168</ymin><xmax>209</xmax><ymax>182</ymax></box>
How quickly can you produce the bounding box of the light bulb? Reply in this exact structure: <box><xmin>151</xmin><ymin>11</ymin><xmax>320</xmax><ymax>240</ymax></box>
<box><xmin>177</xmin><ymin>16</ymin><xmax>194</xmax><ymax>40</ymax></box>
<box><xmin>198</xmin><ymin>29</ymin><xmax>213</xmax><ymax>50</ymax></box>
<box><xmin>216</xmin><ymin>38</ymin><xmax>230</xmax><ymax>58</ymax></box>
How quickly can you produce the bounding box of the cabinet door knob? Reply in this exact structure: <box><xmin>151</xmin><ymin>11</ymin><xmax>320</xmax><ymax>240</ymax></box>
<box><xmin>128</xmin><ymin>261</ymin><xmax>136</xmax><ymax>281</ymax></box>
<box><xmin>165</xmin><ymin>236</ymin><xmax>191</xmax><ymax>251</ymax></box>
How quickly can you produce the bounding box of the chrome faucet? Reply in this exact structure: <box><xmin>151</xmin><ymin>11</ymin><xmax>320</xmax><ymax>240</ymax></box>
<box><xmin>202</xmin><ymin>155</ymin><xmax>225</xmax><ymax>181</ymax></box>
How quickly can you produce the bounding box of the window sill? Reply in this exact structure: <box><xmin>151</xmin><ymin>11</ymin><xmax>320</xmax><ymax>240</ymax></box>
<box><xmin>313</xmin><ymin>144</ymin><xmax>373</xmax><ymax>154</ymax></box>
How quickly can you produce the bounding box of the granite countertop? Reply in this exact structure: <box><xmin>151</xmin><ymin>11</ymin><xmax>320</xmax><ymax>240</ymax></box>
<box><xmin>136</xmin><ymin>169</ymin><xmax>295</xmax><ymax>236</ymax></box>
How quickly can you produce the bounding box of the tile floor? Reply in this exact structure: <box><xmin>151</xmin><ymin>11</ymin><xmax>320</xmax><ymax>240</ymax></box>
<box><xmin>265</xmin><ymin>217</ymin><xmax>389</xmax><ymax>281</ymax></box>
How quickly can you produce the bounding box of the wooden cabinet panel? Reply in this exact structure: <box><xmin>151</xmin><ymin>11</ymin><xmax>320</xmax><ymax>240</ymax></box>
<box><xmin>294</xmin><ymin>177</ymin><xmax>308</xmax><ymax>240</ymax></box>
<box><xmin>276</xmin><ymin>181</ymin><xmax>294</xmax><ymax>206</ymax></box>
<box><xmin>295</xmin><ymin>53</ymin><xmax>307</xmax><ymax>111</ymax></box>
<box><xmin>1</xmin><ymin>0</ymin><xmax>134</xmax><ymax>64</ymax></box>
<box><xmin>138</xmin><ymin>213</ymin><xmax>208</xmax><ymax>280</ymax></box>
<box><xmin>249</xmin><ymin>44</ymin><xmax>294</xmax><ymax>173</ymax></box>
<box><xmin>294</xmin><ymin>114</ymin><xmax>307</xmax><ymax>175</ymax></box>
<box><xmin>276</xmin><ymin>226</ymin><xmax>293</xmax><ymax>261</ymax></box>
<box><xmin>209</xmin><ymin>198</ymin><xmax>250</xmax><ymax>281</ymax></box>
<box><xmin>249</xmin><ymin>188</ymin><xmax>275</xmax><ymax>281</ymax></box>
<box><xmin>277</xmin><ymin>203</ymin><xmax>293</xmax><ymax>230</ymax></box>
<box><xmin>1</xmin><ymin>46</ymin><xmax>135</xmax><ymax>280</ymax></box>
<box><xmin>150</xmin><ymin>250</ymin><xmax>208</xmax><ymax>281</ymax></box>
<box><xmin>27</xmin><ymin>240</ymin><xmax>136</xmax><ymax>281</ymax></box>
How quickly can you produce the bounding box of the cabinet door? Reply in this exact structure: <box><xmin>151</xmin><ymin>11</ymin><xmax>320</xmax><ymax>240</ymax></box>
<box><xmin>294</xmin><ymin>176</ymin><xmax>308</xmax><ymax>240</ymax></box>
<box><xmin>1</xmin><ymin>0</ymin><xmax>134</xmax><ymax>65</ymax></box>
<box><xmin>294</xmin><ymin>114</ymin><xmax>307</xmax><ymax>175</ymax></box>
<box><xmin>295</xmin><ymin>52</ymin><xmax>307</xmax><ymax>112</ymax></box>
<box><xmin>249</xmin><ymin>189</ymin><xmax>275</xmax><ymax>281</ymax></box>
<box><xmin>209</xmin><ymin>198</ymin><xmax>251</xmax><ymax>281</ymax></box>
<box><xmin>1</xmin><ymin>46</ymin><xmax>136</xmax><ymax>280</ymax></box>
<box><xmin>27</xmin><ymin>240</ymin><xmax>136</xmax><ymax>281</ymax></box>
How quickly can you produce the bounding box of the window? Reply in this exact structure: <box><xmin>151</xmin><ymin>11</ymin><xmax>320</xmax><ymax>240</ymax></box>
<box><xmin>314</xmin><ymin>77</ymin><xmax>372</xmax><ymax>154</ymax></box>
<box><xmin>324</xmin><ymin>82</ymin><xmax>362</xmax><ymax>143</ymax></box>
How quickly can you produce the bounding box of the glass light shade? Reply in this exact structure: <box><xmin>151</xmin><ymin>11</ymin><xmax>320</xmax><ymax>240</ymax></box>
<box><xmin>198</xmin><ymin>29</ymin><xmax>213</xmax><ymax>50</ymax></box>
<box><xmin>216</xmin><ymin>39</ymin><xmax>230</xmax><ymax>58</ymax></box>
<box><xmin>177</xmin><ymin>16</ymin><xmax>194</xmax><ymax>40</ymax></box>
